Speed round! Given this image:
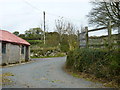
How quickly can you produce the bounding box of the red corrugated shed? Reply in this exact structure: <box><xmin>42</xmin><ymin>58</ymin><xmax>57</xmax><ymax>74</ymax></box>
<box><xmin>0</xmin><ymin>30</ymin><xmax>30</xmax><ymax>46</ymax></box>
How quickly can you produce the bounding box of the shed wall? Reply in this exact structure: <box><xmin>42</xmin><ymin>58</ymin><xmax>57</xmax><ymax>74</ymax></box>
<box><xmin>20</xmin><ymin>45</ymin><xmax>26</xmax><ymax>62</ymax></box>
<box><xmin>1</xmin><ymin>42</ymin><xmax>29</xmax><ymax>65</ymax></box>
<box><xmin>0</xmin><ymin>42</ymin><xmax>2</xmax><ymax>65</ymax></box>
<box><xmin>8</xmin><ymin>43</ymin><xmax>20</xmax><ymax>64</ymax></box>
<box><xmin>2</xmin><ymin>43</ymin><xmax>9</xmax><ymax>64</ymax></box>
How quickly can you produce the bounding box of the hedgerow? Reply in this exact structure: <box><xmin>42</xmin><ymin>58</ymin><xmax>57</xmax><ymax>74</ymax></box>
<box><xmin>66</xmin><ymin>48</ymin><xmax>120</xmax><ymax>86</ymax></box>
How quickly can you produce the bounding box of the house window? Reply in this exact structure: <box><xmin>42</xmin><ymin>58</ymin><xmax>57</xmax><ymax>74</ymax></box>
<box><xmin>2</xmin><ymin>43</ymin><xmax>6</xmax><ymax>54</ymax></box>
<box><xmin>21</xmin><ymin>45</ymin><xmax>24</xmax><ymax>54</ymax></box>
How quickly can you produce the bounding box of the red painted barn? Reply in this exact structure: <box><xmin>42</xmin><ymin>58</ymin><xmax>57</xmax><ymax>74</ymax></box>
<box><xmin>0</xmin><ymin>30</ymin><xmax>30</xmax><ymax>65</ymax></box>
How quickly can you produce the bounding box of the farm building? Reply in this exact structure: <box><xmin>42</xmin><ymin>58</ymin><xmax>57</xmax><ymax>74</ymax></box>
<box><xmin>0</xmin><ymin>30</ymin><xmax>30</xmax><ymax>65</ymax></box>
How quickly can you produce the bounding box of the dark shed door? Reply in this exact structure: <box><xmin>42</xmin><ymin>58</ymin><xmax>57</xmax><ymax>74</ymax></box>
<box><xmin>25</xmin><ymin>46</ymin><xmax>29</xmax><ymax>61</ymax></box>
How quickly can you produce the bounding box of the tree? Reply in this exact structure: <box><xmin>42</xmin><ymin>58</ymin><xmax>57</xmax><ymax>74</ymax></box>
<box><xmin>19</xmin><ymin>34</ymin><xmax>26</xmax><ymax>39</ymax></box>
<box><xmin>46</xmin><ymin>32</ymin><xmax>60</xmax><ymax>47</ymax></box>
<box><xmin>25</xmin><ymin>27</ymin><xmax>43</xmax><ymax>35</ymax></box>
<box><xmin>25</xmin><ymin>27</ymin><xmax>43</xmax><ymax>40</ymax></box>
<box><xmin>55</xmin><ymin>18</ymin><xmax>78</xmax><ymax>51</ymax></box>
<box><xmin>65</xmin><ymin>23</ymin><xmax>78</xmax><ymax>50</ymax></box>
<box><xmin>87</xmin><ymin>2</ymin><xmax>120</xmax><ymax>27</ymax></box>
<box><xmin>60</xmin><ymin>34</ymin><xmax>69</xmax><ymax>52</ymax></box>
<box><xmin>87</xmin><ymin>1</ymin><xmax>120</xmax><ymax>48</ymax></box>
<box><xmin>55</xmin><ymin>17</ymin><xmax>68</xmax><ymax>44</ymax></box>
<box><xmin>13</xmin><ymin>31</ymin><xmax>19</xmax><ymax>36</ymax></box>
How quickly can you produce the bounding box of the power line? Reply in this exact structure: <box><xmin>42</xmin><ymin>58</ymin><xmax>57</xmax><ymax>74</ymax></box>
<box><xmin>23</xmin><ymin>0</ymin><xmax>42</xmax><ymax>12</ymax></box>
<box><xmin>22</xmin><ymin>0</ymin><xmax>84</xmax><ymax>32</ymax></box>
<box><xmin>46</xmin><ymin>12</ymin><xmax>81</xmax><ymax>22</ymax></box>
<box><xmin>23</xmin><ymin>0</ymin><xmax>81</xmax><ymax>22</ymax></box>
<box><xmin>23</xmin><ymin>0</ymin><xmax>62</xmax><ymax>18</ymax></box>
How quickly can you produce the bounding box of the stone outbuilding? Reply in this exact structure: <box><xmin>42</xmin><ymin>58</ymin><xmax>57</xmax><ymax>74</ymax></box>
<box><xmin>0</xmin><ymin>30</ymin><xmax>30</xmax><ymax>65</ymax></box>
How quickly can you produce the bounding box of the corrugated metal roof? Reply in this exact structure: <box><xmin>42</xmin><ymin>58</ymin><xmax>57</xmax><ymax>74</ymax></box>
<box><xmin>0</xmin><ymin>30</ymin><xmax>30</xmax><ymax>46</ymax></box>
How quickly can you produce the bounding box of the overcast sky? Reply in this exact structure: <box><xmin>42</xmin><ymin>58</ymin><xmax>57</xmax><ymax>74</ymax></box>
<box><xmin>0</xmin><ymin>0</ymin><xmax>117</xmax><ymax>36</ymax></box>
<box><xmin>0</xmin><ymin>0</ymin><xmax>93</xmax><ymax>33</ymax></box>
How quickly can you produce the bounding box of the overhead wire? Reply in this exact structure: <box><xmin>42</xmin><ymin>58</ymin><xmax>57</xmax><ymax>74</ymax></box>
<box><xmin>23</xmin><ymin>0</ymin><xmax>81</xmax><ymax>22</ymax></box>
<box><xmin>22</xmin><ymin>0</ymin><xmax>83</xmax><ymax>31</ymax></box>
<box><xmin>23</xmin><ymin>0</ymin><xmax>42</xmax><ymax>12</ymax></box>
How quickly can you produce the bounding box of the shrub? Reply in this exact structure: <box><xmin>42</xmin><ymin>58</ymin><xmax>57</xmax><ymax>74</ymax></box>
<box><xmin>66</xmin><ymin>51</ymin><xmax>74</xmax><ymax>68</ymax></box>
<box><xmin>60</xmin><ymin>44</ymin><xmax>69</xmax><ymax>53</ymax></box>
<box><xmin>66</xmin><ymin>48</ymin><xmax>120</xmax><ymax>84</ymax></box>
<box><xmin>27</xmin><ymin>40</ymin><xmax>43</xmax><ymax>45</ymax></box>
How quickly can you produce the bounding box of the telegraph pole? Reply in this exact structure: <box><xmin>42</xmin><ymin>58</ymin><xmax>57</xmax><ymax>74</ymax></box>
<box><xmin>43</xmin><ymin>11</ymin><xmax>46</xmax><ymax>44</ymax></box>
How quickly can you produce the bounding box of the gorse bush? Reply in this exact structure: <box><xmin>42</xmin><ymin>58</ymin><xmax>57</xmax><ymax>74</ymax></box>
<box><xmin>66</xmin><ymin>48</ymin><xmax>120</xmax><ymax>85</ymax></box>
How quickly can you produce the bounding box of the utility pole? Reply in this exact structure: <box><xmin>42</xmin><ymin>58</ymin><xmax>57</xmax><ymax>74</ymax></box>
<box><xmin>108</xmin><ymin>20</ymin><xmax>112</xmax><ymax>51</ymax></box>
<box><xmin>43</xmin><ymin>11</ymin><xmax>46</xmax><ymax>44</ymax></box>
<box><xmin>77</xmin><ymin>30</ymin><xmax>80</xmax><ymax>48</ymax></box>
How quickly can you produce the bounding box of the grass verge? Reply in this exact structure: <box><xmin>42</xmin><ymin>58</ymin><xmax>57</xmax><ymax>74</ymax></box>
<box><xmin>0</xmin><ymin>72</ymin><xmax>14</xmax><ymax>86</ymax></box>
<box><xmin>64</xmin><ymin>65</ymin><xmax>118</xmax><ymax>88</ymax></box>
<box><xmin>65</xmin><ymin>48</ymin><xmax>120</xmax><ymax>88</ymax></box>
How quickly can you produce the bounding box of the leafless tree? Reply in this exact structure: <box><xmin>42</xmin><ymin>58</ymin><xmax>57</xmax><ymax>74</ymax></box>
<box><xmin>87</xmin><ymin>1</ymin><xmax>120</xmax><ymax>47</ymax></box>
<box><xmin>55</xmin><ymin>17</ymin><xmax>67</xmax><ymax>43</ymax></box>
<box><xmin>87</xmin><ymin>1</ymin><xmax>120</xmax><ymax>27</ymax></box>
<box><xmin>55</xmin><ymin>18</ymin><xmax>78</xmax><ymax>50</ymax></box>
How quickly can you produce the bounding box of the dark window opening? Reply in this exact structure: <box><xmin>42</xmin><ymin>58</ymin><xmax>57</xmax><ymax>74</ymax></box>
<box><xmin>2</xmin><ymin>43</ymin><xmax>6</xmax><ymax>54</ymax></box>
<box><xmin>21</xmin><ymin>45</ymin><xmax>24</xmax><ymax>54</ymax></box>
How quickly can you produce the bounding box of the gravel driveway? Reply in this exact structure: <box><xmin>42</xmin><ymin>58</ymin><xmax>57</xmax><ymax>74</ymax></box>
<box><xmin>2</xmin><ymin>57</ymin><xmax>105</xmax><ymax>88</ymax></box>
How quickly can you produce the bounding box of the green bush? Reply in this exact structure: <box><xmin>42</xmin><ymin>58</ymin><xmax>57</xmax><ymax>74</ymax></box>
<box><xmin>66</xmin><ymin>51</ymin><xmax>74</xmax><ymax>68</ymax></box>
<box><xmin>66</xmin><ymin>48</ymin><xmax>120</xmax><ymax>83</ymax></box>
<box><xmin>60</xmin><ymin>44</ymin><xmax>69</xmax><ymax>53</ymax></box>
<box><xmin>27</xmin><ymin>40</ymin><xmax>43</xmax><ymax>45</ymax></box>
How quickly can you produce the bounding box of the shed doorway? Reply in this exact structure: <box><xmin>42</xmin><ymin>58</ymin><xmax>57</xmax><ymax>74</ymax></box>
<box><xmin>25</xmin><ymin>46</ymin><xmax>29</xmax><ymax>61</ymax></box>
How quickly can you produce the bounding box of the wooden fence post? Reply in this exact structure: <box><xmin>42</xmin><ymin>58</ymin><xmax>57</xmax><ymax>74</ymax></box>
<box><xmin>85</xmin><ymin>27</ymin><xmax>89</xmax><ymax>48</ymax></box>
<box><xmin>108</xmin><ymin>20</ymin><xmax>112</xmax><ymax>50</ymax></box>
